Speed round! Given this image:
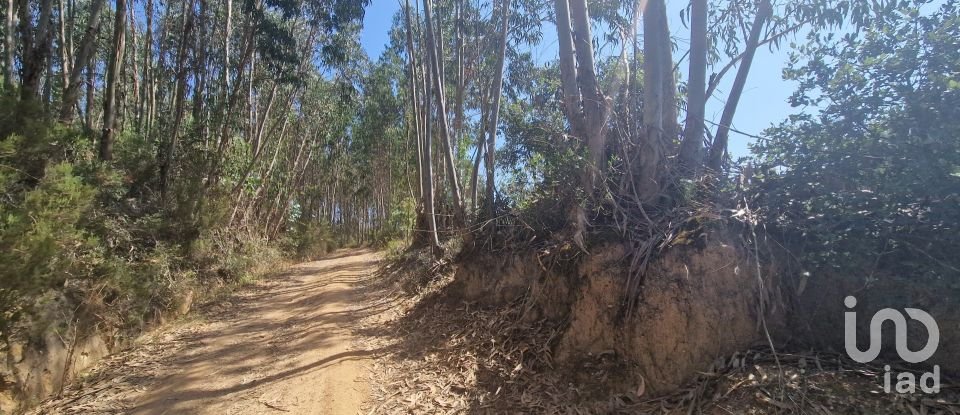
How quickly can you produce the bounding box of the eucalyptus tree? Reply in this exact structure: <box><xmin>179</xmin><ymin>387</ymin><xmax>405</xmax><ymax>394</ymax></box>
<box><xmin>16</xmin><ymin>0</ymin><xmax>55</xmax><ymax>101</ymax></box>
<box><xmin>525</xmin><ymin>0</ymin><xmax>919</xmax><ymax>247</ymax></box>
<box><xmin>4</xmin><ymin>0</ymin><xmax>14</xmax><ymax>90</ymax></box>
<box><xmin>99</xmin><ymin>0</ymin><xmax>124</xmax><ymax>161</ymax></box>
<box><xmin>59</xmin><ymin>0</ymin><xmax>105</xmax><ymax>123</ymax></box>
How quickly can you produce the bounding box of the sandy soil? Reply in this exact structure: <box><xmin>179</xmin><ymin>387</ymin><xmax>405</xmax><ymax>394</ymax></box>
<box><xmin>32</xmin><ymin>248</ymin><xmax>388</xmax><ymax>415</ymax></box>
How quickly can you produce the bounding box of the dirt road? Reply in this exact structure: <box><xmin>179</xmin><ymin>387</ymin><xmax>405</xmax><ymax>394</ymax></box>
<box><xmin>34</xmin><ymin>248</ymin><xmax>388</xmax><ymax>415</ymax></box>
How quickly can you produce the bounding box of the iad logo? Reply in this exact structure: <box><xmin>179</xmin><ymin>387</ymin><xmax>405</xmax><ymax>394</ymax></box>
<box><xmin>844</xmin><ymin>295</ymin><xmax>940</xmax><ymax>393</ymax></box>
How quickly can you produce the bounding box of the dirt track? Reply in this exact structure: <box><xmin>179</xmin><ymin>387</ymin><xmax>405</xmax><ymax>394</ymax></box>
<box><xmin>33</xmin><ymin>248</ymin><xmax>387</xmax><ymax>415</ymax></box>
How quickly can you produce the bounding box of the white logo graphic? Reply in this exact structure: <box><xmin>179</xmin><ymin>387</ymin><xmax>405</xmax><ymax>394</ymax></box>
<box><xmin>843</xmin><ymin>295</ymin><xmax>941</xmax><ymax>394</ymax></box>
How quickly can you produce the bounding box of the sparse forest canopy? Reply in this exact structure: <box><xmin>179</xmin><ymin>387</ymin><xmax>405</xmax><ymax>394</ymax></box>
<box><xmin>0</xmin><ymin>0</ymin><xmax>958</xmax><ymax>408</ymax></box>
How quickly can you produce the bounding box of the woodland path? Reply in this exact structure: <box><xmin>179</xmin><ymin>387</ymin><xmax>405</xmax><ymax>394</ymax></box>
<box><xmin>34</xmin><ymin>248</ymin><xmax>389</xmax><ymax>415</ymax></box>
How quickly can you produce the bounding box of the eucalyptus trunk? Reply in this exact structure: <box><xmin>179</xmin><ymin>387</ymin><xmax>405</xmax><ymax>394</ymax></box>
<box><xmin>60</xmin><ymin>0</ymin><xmax>106</xmax><ymax>123</ymax></box>
<box><xmin>3</xmin><ymin>0</ymin><xmax>14</xmax><ymax>90</ymax></box>
<box><xmin>679</xmin><ymin>0</ymin><xmax>707</xmax><ymax>172</ymax></box>
<box><xmin>707</xmin><ymin>0</ymin><xmax>771</xmax><ymax>171</ymax></box>
<box><xmin>484</xmin><ymin>0</ymin><xmax>510</xmax><ymax>220</ymax></box>
<box><xmin>100</xmin><ymin>0</ymin><xmax>127</xmax><ymax>161</ymax></box>
<box><xmin>423</xmin><ymin>0</ymin><xmax>465</xmax><ymax>224</ymax></box>
<box><xmin>637</xmin><ymin>0</ymin><xmax>675</xmax><ymax>201</ymax></box>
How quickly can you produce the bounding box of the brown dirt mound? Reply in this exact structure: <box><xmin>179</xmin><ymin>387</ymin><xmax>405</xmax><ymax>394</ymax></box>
<box><xmin>452</xmin><ymin>231</ymin><xmax>782</xmax><ymax>394</ymax></box>
<box><xmin>364</xmin><ymin>244</ymin><xmax>960</xmax><ymax>413</ymax></box>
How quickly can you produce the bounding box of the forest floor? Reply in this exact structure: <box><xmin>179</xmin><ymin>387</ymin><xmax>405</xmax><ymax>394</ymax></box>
<box><xmin>31</xmin><ymin>248</ymin><xmax>391</xmax><ymax>415</ymax></box>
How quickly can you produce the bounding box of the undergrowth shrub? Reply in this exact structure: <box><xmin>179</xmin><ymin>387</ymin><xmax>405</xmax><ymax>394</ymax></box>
<box><xmin>287</xmin><ymin>221</ymin><xmax>337</xmax><ymax>260</ymax></box>
<box><xmin>384</xmin><ymin>238</ymin><xmax>409</xmax><ymax>261</ymax></box>
<box><xmin>750</xmin><ymin>7</ymin><xmax>960</xmax><ymax>282</ymax></box>
<box><xmin>0</xmin><ymin>160</ymin><xmax>102</xmax><ymax>334</ymax></box>
<box><xmin>0</xmin><ymin>99</ymin><xmax>290</xmax><ymax>347</ymax></box>
<box><xmin>190</xmin><ymin>228</ymin><xmax>285</xmax><ymax>284</ymax></box>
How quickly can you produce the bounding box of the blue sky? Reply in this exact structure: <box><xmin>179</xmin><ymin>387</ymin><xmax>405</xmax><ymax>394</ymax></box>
<box><xmin>359</xmin><ymin>0</ymin><xmax>803</xmax><ymax>158</ymax></box>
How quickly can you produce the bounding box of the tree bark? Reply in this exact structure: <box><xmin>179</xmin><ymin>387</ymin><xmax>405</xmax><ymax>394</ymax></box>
<box><xmin>553</xmin><ymin>0</ymin><xmax>584</xmax><ymax>138</ymax></box>
<box><xmin>469</xmin><ymin>85</ymin><xmax>488</xmax><ymax>212</ymax></box>
<box><xmin>568</xmin><ymin>0</ymin><xmax>607</xmax><ymax>189</ymax></box>
<box><xmin>100</xmin><ymin>0</ymin><xmax>126</xmax><ymax>161</ymax></box>
<box><xmin>423</xmin><ymin>0</ymin><xmax>465</xmax><ymax>224</ymax></box>
<box><xmin>707</xmin><ymin>0</ymin><xmax>771</xmax><ymax>171</ymax></box>
<box><xmin>484</xmin><ymin>0</ymin><xmax>509</xmax><ymax>219</ymax></box>
<box><xmin>403</xmin><ymin>0</ymin><xmax>424</xmax><ymax>201</ymax></box>
<box><xmin>56</xmin><ymin>0</ymin><xmax>71</xmax><ymax>95</ymax></box>
<box><xmin>19</xmin><ymin>0</ymin><xmax>55</xmax><ymax>101</ymax></box>
<box><xmin>678</xmin><ymin>0</ymin><xmax>707</xmax><ymax>172</ymax></box>
<box><xmin>421</xmin><ymin>0</ymin><xmax>440</xmax><ymax>249</ymax></box>
<box><xmin>223</xmin><ymin>0</ymin><xmax>231</xmax><ymax>92</ymax></box>
<box><xmin>140</xmin><ymin>0</ymin><xmax>152</xmax><ymax>133</ymax></box>
<box><xmin>637</xmin><ymin>0</ymin><xmax>675</xmax><ymax>201</ymax></box>
<box><xmin>84</xmin><ymin>57</ymin><xmax>94</xmax><ymax>130</ymax></box>
<box><xmin>4</xmin><ymin>0</ymin><xmax>14</xmax><ymax>90</ymax></box>
<box><xmin>126</xmin><ymin>3</ymin><xmax>139</xmax><ymax>124</ymax></box>
<box><xmin>191</xmin><ymin>0</ymin><xmax>207</xmax><ymax>135</ymax></box>
<box><xmin>60</xmin><ymin>0</ymin><xmax>105</xmax><ymax>123</ymax></box>
<box><xmin>453</xmin><ymin>0</ymin><xmax>465</xmax><ymax>143</ymax></box>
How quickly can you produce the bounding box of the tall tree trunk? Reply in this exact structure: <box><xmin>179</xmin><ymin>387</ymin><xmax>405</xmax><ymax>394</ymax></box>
<box><xmin>223</xmin><ymin>0</ymin><xmax>231</xmax><ymax>92</ymax></box>
<box><xmin>57</xmin><ymin>0</ymin><xmax>71</xmax><ymax>94</ymax></box>
<box><xmin>678</xmin><ymin>0</ymin><xmax>707</xmax><ymax>172</ymax></box>
<box><xmin>638</xmin><ymin>0</ymin><xmax>675</xmax><ymax>201</ymax></box>
<box><xmin>410</xmin><ymin>0</ymin><xmax>438</xmax><ymax>248</ymax></box>
<box><xmin>126</xmin><ymin>3</ymin><xmax>139</xmax><ymax>125</ymax></box>
<box><xmin>42</xmin><ymin>38</ymin><xmax>53</xmax><ymax>105</ymax></box>
<box><xmin>246</xmin><ymin>51</ymin><xmax>255</xmax><ymax>145</ymax></box>
<box><xmin>19</xmin><ymin>0</ymin><xmax>55</xmax><ymax>101</ymax></box>
<box><xmin>100</xmin><ymin>0</ymin><xmax>126</xmax><ymax>161</ymax></box>
<box><xmin>553</xmin><ymin>0</ymin><xmax>584</xmax><ymax>139</ymax></box>
<box><xmin>140</xmin><ymin>0</ymin><xmax>152</xmax><ymax>133</ymax></box>
<box><xmin>423</xmin><ymin>0</ymin><xmax>465</xmax><ymax>224</ymax></box>
<box><xmin>59</xmin><ymin>0</ymin><xmax>105</xmax><ymax>123</ymax></box>
<box><xmin>264</xmin><ymin>124</ymin><xmax>311</xmax><ymax>233</ymax></box>
<box><xmin>484</xmin><ymin>0</ymin><xmax>509</xmax><ymax>220</ymax></box>
<box><xmin>158</xmin><ymin>0</ymin><xmax>195</xmax><ymax>197</ymax></box>
<box><xmin>553</xmin><ymin>0</ymin><xmax>610</xmax><ymax>250</ymax></box>
<box><xmin>84</xmin><ymin>57</ymin><xmax>94</xmax><ymax>130</ymax></box>
<box><xmin>191</xmin><ymin>0</ymin><xmax>206</xmax><ymax>137</ymax></box>
<box><xmin>469</xmin><ymin>86</ymin><xmax>488</xmax><ymax>212</ymax></box>
<box><xmin>453</xmin><ymin>0</ymin><xmax>464</xmax><ymax>142</ymax></box>
<box><xmin>707</xmin><ymin>0</ymin><xmax>771</xmax><ymax>171</ymax></box>
<box><xmin>553</xmin><ymin>0</ymin><xmax>587</xmax><ymax>250</ymax></box>
<box><xmin>403</xmin><ymin>0</ymin><xmax>424</xmax><ymax>201</ymax></box>
<box><xmin>422</xmin><ymin>19</ymin><xmax>440</xmax><ymax>249</ymax></box>
<box><xmin>568</xmin><ymin>0</ymin><xmax>606</xmax><ymax>189</ymax></box>
<box><xmin>269</xmin><ymin>141</ymin><xmax>316</xmax><ymax>238</ymax></box>
<box><xmin>3</xmin><ymin>0</ymin><xmax>14</xmax><ymax>90</ymax></box>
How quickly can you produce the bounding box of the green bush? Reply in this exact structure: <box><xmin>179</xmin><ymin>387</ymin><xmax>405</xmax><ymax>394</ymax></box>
<box><xmin>288</xmin><ymin>221</ymin><xmax>337</xmax><ymax>260</ymax></box>
<box><xmin>750</xmin><ymin>4</ymin><xmax>960</xmax><ymax>280</ymax></box>
<box><xmin>0</xmin><ymin>161</ymin><xmax>101</xmax><ymax>332</ymax></box>
<box><xmin>0</xmin><ymin>98</ymin><xmax>289</xmax><ymax>343</ymax></box>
